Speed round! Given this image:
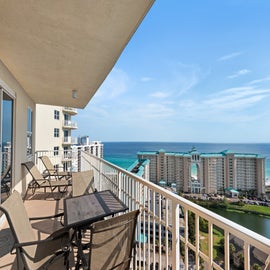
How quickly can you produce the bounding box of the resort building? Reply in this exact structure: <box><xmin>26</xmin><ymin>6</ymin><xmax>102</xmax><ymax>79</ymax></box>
<box><xmin>137</xmin><ymin>148</ymin><xmax>266</xmax><ymax>196</ymax></box>
<box><xmin>35</xmin><ymin>105</ymin><xmax>78</xmax><ymax>171</ymax></box>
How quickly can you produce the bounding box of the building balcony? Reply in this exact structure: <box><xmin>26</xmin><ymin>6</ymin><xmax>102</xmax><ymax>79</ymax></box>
<box><xmin>62</xmin><ymin>137</ymin><xmax>78</xmax><ymax>145</ymax></box>
<box><xmin>62</xmin><ymin>107</ymin><xmax>78</xmax><ymax>115</ymax></box>
<box><xmin>35</xmin><ymin>150</ymin><xmax>77</xmax><ymax>166</ymax></box>
<box><xmin>62</xmin><ymin>120</ymin><xmax>78</xmax><ymax>129</ymax></box>
<box><xmin>1</xmin><ymin>150</ymin><xmax>270</xmax><ymax>269</ymax></box>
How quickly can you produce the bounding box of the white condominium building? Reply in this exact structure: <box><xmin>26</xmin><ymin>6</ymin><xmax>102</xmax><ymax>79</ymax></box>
<box><xmin>75</xmin><ymin>136</ymin><xmax>104</xmax><ymax>159</ymax></box>
<box><xmin>137</xmin><ymin>148</ymin><xmax>265</xmax><ymax>196</ymax></box>
<box><xmin>35</xmin><ymin>104</ymin><xmax>78</xmax><ymax>171</ymax></box>
<box><xmin>71</xmin><ymin>137</ymin><xmax>104</xmax><ymax>172</ymax></box>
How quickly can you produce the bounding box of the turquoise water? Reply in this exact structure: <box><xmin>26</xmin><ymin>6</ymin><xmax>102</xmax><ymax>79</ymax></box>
<box><xmin>105</xmin><ymin>157</ymin><xmax>137</xmax><ymax>170</ymax></box>
<box><xmin>104</xmin><ymin>142</ymin><xmax>270</xmax><ymax>179</ymax></box>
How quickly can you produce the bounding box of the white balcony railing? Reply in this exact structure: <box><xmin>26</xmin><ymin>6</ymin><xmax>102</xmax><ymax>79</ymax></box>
<box><xmin>63</xmin><ymin>120</ymin><xmax>78</xmax><ymax>129</ymax></box>
<box><xmin>35</xmin><ymin>150</ymin><xmax>78</xmax><ymax>172</ymax></box>
<box><xmin>34</xmin><ymin>150</ymin><xmax>270</xmax><ymax>270</ymax></box>
<box><xmin>63</xmin><ymin>136</ymin><xmax>78</xmax><ymax>145</ymax></box>
<box><xmin>79</xmin><ymin>151</ymin><xmax>270</xmax><ymax>270</ymax></box>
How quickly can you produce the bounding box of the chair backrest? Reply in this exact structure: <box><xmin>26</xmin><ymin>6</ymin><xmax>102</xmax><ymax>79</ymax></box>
<box><xmin>39</xmin><ymin>156</ymin><xmax>55</xmax><ymax>172</ymax></box>
<box><xmin>1</xmin><ymin>164</ymin><xmax>11</xmax><ymax>181</ymax></box>
<box><xmin>72</xmin><ymin>170</ymin><xmax>95</xmax><ymax>196</ymax></box>
<box><xmin>22</xmin><ymin>161</ymin><xmax>44</xmax><ymax>180</ymax></box>
<box><xmin>88</xmin><ymin>210</ymin><xmax>139</xmax><ymax>270</ymax></box>
<box><xmin>0</xmin><ymin>191</ymin><xmax>37</xmax><ymax>258</ymax></box>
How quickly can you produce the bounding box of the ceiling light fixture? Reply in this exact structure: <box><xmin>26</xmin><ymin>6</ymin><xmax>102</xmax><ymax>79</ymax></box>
<box><xmin>72</xmin><ymin>89</ymin><xmax>78</xmax><ymax>99</ymax></box>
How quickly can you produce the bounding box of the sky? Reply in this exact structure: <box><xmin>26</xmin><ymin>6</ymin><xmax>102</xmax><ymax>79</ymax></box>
<box><xmin>74</xmin><ymin>0</ymin><xmax>270</xmax><ymax>143</ymax></box>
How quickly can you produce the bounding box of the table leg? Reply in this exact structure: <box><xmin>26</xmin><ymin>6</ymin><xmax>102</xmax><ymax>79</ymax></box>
<box><xmin>75</xmin><ymin>229</ymin><xmax>88</xmax><ymax>270</ymax></box>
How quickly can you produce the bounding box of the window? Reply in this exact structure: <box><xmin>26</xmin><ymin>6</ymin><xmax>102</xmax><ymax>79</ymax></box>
<box><xmin>54</xmin><ymin>146</ymin><xmax>59</xmax><ymax>156</ymax></box>
<box><xmin>54</xmin><ymin>110</ymin><xmax>59</xmax><ymax>120</ymax></box>
<box><xmin>54</xmin><ymin>128</ymin><xmax>59</xmax><ymax>137</ymax></box>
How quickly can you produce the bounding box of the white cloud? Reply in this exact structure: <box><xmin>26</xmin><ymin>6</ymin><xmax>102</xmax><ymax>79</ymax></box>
<box><xmin>172</xmin><ymin>85</ymin><xmax>270</xmax><ymax>125</ymax></box>
<box><xmin>179</xmin><ymin>99</ymin><xmax>196</xmax><ymax>109</ymax></box>
<box><xmin>218</xmin><ymin>51</ymin><xmax>243</xmax><ymax>61</ymax></box>
<box><xmin>227</xmin><ymin>69</ymin><xmax>251</xmax><ymax>79</ymax></box>
<box><xmin>207</xmin><ymin>95</ymin><xmax>267</xmax><ymax>110</ymax></box>
<box><xmin>94</xmin><ymin>68</ymin><xmax>129</xmax><ymax>100</ymax></box>
<box><xmin>204</xmin><ymin>86</ymin><xmax>270</xmax><ymax>110</ymax></box>
<box><xmin>136</xmin><ymin>103</ymin><xmax>175</xmax><ymax>119</ymax></box>
<box><xmin>172</xmin><ymin>62</ymin><xmax>202</xmax><ymax>95</ymax></box>
<box><xmin>248</xmin><ymin>76</ymin><xmax>270</xmax><ymax>85</ymax></box>
<box><xmin>150</xmin><ymin>91</ymin><xmax>170</xmax><ymax>98</ymax></box>
<box><xmin>141</xmin><ymin>76</ymin><xmax>154</xmax><ymax>82</ymax></box>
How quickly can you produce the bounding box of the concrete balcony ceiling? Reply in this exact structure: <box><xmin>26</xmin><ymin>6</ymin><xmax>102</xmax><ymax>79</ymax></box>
<box><xmin>0</xmin><ymin>0</ymin><xmax>154</xmax><ymax>108</ymax></box>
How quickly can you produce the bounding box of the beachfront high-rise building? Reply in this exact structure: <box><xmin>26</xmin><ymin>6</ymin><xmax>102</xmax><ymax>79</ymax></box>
<box><xmin>35</xmin><ymin>105</ymin><xmax>78</xmax><ymax>171</ymax></box>
<box><xmin>75</xmin><ymin>136</ymin><xmax>104</xmax><ymax>159</ymax></box>
<box><xmin>71</xmin><ymin>137</ymin><xmax>104</xmax><ymax>171</ymax></box>
<box><xmin>137</xmin><ymin>148</ymin><xmax>266</xmax><ymax>196</ymax></box>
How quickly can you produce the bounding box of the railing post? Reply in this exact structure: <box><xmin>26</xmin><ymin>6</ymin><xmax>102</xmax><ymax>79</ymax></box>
<box><xmin>209</xmin><ymin>222</ymin><xmax>213</xmax><ymax>268</ymax></box>
<box><xmin>195</xmin><ymin>214</ymin><xmax>200</xmax><ymax>269</ymax></box>
<box><xmin>77</xmin><ymin>148</ymin><xmax>81</xmax><ymax>172</ymax></box>
<box><xmin>184</xmin><ymin>209</ymin><xmax>189</xmax><ymax>269</ymax></box>
<box><xmin>171</xmin><ymin>201</ymin><xmax>180</xmax><ymax>270</ymax></box>
<box><xmin>98</xmin><ymin>158</ymin><xmax>102</xmax><ymax>191</ymax></box>
<box><xmin>224</xmin><ymin>231</ymin><xmax>230</xmax><ymax>270</ymax></box>
<box><xmin>244</xmin><ymin>242</ymin><xmax>250</xmax><ymax>270</ymax></box>
<box><xmin>118</xmin><ymin>171</ymin><xmax>122</xmax><ymax>201</ymax></box>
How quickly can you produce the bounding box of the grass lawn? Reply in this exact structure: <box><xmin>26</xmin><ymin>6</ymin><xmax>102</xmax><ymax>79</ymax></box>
<box><xmin>195</xmin><ymin>199</ymin><xmax>270</xmax><ymax>217</ymax></box>
<box><xmin>200</xmin><ymin>227</ymin><xmax>224</xmax><ymax>261</ymax></box>
<box><xmin>228</xmin><ymin>204</ymin><xmax>270</xmax><ymax>216</ymax></box>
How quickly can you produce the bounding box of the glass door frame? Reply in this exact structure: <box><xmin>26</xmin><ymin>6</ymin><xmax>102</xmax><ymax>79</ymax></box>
<box><xmin>0</xmin><ymin>83</ymin><xmax>15</xmax><ymax>203</ymax></box>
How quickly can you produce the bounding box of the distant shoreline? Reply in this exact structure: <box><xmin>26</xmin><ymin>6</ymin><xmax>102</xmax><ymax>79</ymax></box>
<box><xmin>103</xmin><ymin>141</ymin><xmax>270</xmax><ymax>179</ymax></box>
<box><xmin>195</xmin><ymin>200</ymin><xmax>270</xmax><ymax>218</ymax></box>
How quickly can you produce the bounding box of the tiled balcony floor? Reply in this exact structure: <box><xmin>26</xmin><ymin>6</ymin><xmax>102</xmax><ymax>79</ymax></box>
<box><xmin>0</xmin><ymin>190</ymin><xmax>79</xmax><ymax>270</ymax></box>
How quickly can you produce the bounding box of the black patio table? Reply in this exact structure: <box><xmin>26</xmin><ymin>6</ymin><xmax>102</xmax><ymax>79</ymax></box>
<box><xmin>64</xmin><ymin>190</ymin><xmax>128</xmax><ymax>269</ymax></box>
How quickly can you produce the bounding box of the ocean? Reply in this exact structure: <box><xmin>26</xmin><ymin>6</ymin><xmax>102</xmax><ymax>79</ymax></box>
<box><xmin>103</xmin><ymin>142</ymin><xmax>270</xmax><ymax>180</ymax></box>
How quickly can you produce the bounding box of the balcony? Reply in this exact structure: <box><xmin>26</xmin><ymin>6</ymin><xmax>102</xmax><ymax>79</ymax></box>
<box><xmin>62</xmin><ymin>107</ymin><xmax>78</xmax><ymax>115</ymax></box>
<box><xmin>1</xmin><ymin>151</ymin><xmax>270</xmax><ymax>269</ymax></box>
<box><xmin>34</xmin><ymin>150</ymin><xmax>76</xmax><ymax>168</ymax></box>
<box><xmin>62</xmin><ymin>137</ymin><xmax>78</xmax><ymax>146</ymax></box>
<box><xmin>62</xmin><ymin>120</ymin><xmax>78</xmax><ymax>129</ymax></box>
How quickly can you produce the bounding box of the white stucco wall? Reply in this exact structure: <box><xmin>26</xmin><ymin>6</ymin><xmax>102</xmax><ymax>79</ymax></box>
<box><xmin>0</xmin><ymin>59</ymin><xmax>35</xmax><ymax>195</ymax></box>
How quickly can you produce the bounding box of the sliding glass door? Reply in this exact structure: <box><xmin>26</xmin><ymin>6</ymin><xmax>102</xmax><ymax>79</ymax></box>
<box><xmin>1</xmin><ymin>89</ymin><xmax>14</xmax><ymax>203</ymax></box>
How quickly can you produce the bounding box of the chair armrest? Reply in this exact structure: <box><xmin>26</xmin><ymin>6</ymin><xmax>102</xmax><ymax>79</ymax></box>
<box><xmin>13</xmin><ymin>229</ymin><xmax>69</xmax><ymax>249</ymax></box>
<box><xmin>29</xmin><ymin>212</ymin><xmax>64</xmax><ymax>221</ymax></box>
<box><xmin>43</xmin><ymin>169</ymin><xmax>57</xmax><ymax>175</ymax></box>
<box><xmin>13</xmin><ymin>238</ymin><xmax>54</xmax><ymax>248</ymax></box>
<box><xmin>55</xmin><ymin>166</ymin><xmax>64</xmax><ymax>172</ymax></box>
